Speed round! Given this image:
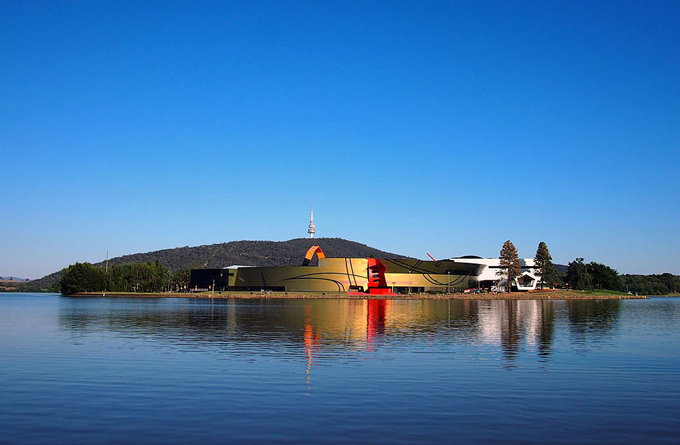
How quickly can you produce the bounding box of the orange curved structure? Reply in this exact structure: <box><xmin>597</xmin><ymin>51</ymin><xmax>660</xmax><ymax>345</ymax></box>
<box><xmin>302</xmin><ymin>245</ymin><xmax>326</xmax><ymax>266</ymax></box>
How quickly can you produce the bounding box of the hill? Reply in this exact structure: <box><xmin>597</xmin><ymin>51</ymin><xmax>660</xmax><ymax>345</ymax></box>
<box><xmin>28</xmin><ymin>238</ymin><xmax>411</xmax><ymax>289</ymax></box>
<box><xmin>1</xmin><ymin>276</ymin><xmax>29</xmax><ymax>281</ymax></box>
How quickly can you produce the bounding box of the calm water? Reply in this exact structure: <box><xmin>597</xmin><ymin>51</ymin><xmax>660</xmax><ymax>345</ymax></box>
<box><xmin>1</xmin><ymin>294</ymin><xmax>679</xmax><ymax>444</ymax></box>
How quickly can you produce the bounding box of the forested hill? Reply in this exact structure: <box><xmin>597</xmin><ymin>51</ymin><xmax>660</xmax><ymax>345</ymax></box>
<box><xmin>29</xmin><ymin>238</ymin><xmax>411</xmax><ymax>289</ymax></box>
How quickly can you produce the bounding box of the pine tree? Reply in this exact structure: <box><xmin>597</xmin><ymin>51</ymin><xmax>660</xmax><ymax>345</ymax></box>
<box><xmin>499</xmin><ymin>240</ymin><xmax>522</xmax><ymax>293</ymax></box>
<box><xmin>534</xmin><ymin>242</ymin><xmax>557</xmax><ymax>289</ymax></box>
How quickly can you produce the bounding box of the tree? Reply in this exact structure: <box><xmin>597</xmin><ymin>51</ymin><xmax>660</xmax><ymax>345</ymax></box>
<box><xmin>587</xmin><ymin>262</ymin><xmax>624</xmax><ymax>291</ymax></box>
<box><xmin>59</xmin><ymin>260</ymin><xmax>173</xmax><ymax>294</ymax></box>
<box><xmin>60</xmin><ymin>262</ymin><xmax>106</xmax><ymax>295</ymax></box>
<box><xmin>534</xmin><ymin>242</ymin><xmax>557</xmax><ymax>289</ymax></box>
<box><xmin>621</xmin><ymin>273</ymin><xmax>679</xmax><ymax>295</ymax></box>
<box><xmin>106</xmin><ymin>261</ymin><xmax>171</xmax><ymax>292</ymax></box>
<box><xmin>499</xmin><ymin>240</ymin><xmax>522</xmax><ymax>293</ymax></box>
<box><xmin>565</xmin><ymin>258</ymin><xmax>592</xmax><ymax>290</ymax></box>
<box><xmin>170</xmin><ymin>267</ymin><xmax>192</xmax><ymax>292</ymax></box>
<box><xmin>659</xmin><ymin>273</ymin><xmax>680</xmax><ymax>294</ymax></box>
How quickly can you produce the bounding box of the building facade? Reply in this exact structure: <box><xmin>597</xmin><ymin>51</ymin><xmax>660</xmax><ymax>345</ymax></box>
<box><xmin>451</xmin><ymin>256</ymin><xmax>539</xmax><ymax>291</ymax></box>
<box><xmin>190</xmin><ymin>254</ymin><xmax>480</xmax><ymax>293</ymax></box>
<box><xmin>189</xmin><ymin>248</ymin><xmax>540</xmax><ymax>293</ymax></box>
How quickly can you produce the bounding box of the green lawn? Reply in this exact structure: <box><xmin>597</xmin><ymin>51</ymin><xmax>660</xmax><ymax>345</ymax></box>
<box><xmin>578</xmin><ymin>289</ymin><xmax>631</xmax><ymax>296</ymax></box>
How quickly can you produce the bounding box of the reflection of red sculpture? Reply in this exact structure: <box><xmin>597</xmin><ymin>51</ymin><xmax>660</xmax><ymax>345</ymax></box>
<box><xmin>348</xmin><ymin>258</ymin><xmax>396</xmax><ymax>296</ymax></box>
<box><xmin>303</xmin><ymin>305</ymin><xmax>321</xmax><ymax>391</ymax></box>
<box><xmin>367</xmin><ymin>299</ymin><xmax>387</xmax><ymax>341</ymax></box>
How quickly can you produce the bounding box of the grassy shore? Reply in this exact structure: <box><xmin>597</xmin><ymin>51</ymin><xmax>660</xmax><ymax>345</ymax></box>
<box><xmin>70</xmin><ymin>289</ymin><xmax>647</xmax><ymax>300</ymax></box>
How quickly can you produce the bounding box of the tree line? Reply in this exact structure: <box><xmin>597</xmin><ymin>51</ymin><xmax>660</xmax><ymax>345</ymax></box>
<box><xmin>59</xmin><ymin>261</ymin><xmax>193</xmax><ymax>295</ymax></box>
<box><xmin>560</xmin><ymin>259</ymin><xmax>678</xmax><ymax>294</ymax></box>
<box><xmin>498</xmin><ymin>241</ymin><xmax>678</xmax><ymax>294</ymax></box>
<box><xmin>620</xmin><ymin>273</ymin><xmax>679</xmax><ymax>295</ymax></box>
<box><xmin>563</xmin><ymin>258</ymin><xmax>624</xmax><ymax>291</ymax></box>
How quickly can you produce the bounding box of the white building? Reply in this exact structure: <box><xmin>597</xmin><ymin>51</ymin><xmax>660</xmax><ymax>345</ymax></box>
<box><xmin>451</xmin><ymin>256</ymin><xmax>540</xmax><ymax>291</ymax></box>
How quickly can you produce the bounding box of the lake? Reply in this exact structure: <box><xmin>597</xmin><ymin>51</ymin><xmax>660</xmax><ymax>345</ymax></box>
<box><xmin>1</xmin><ymin>294</ymin><xmax>678</xmax><ymax>444</ymax></box>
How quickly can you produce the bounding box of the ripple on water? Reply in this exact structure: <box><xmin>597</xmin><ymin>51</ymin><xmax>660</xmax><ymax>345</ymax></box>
<box><xmin>0</xmin><ymin>295</ymin><xmax>679</xmax><ymax>444</ymax></box>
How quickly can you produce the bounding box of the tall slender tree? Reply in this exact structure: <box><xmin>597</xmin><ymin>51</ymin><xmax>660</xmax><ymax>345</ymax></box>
<box><xmin>534</xmin><ymin>242</ymin><xmax>557</xmax><ymax>289</ymax></box>
<box><xmin>499</xmin><ymin>240</ymin><xmax>522</xmax><ymax>293</ymax></box>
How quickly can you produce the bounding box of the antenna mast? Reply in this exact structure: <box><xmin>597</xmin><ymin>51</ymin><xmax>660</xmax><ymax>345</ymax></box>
<box><xmin>307</xmin><ymin>205</ymin><xmax>316</xmax><ymax>239</ymax></box>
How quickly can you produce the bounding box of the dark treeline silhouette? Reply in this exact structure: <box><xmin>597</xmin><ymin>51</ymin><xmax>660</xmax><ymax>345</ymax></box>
<box><xmin>621</xmin><ymin>273</ymin><xmax>680</xmax><ymax>295</ymax></box>
<box><xmin>59</xmin><ymin>261</ymin><xmax>192</xmax><ymax>295</ymax></box>
<box><xmin>563</xmin><ymin>258</ymin><xmax>679</xmax><ymax>295</ymax></box>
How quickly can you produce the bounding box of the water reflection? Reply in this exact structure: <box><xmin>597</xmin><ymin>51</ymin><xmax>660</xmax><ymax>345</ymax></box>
<box><xmin>566</xmin><ymin>299</ymin><xmax>621</xmax><ymax>341</ymax></box>
<box><xmin>477</xmin><ymin>300</ymin><xmax>556</xmax><ymax>364</ymax></box>
<box><xmin>58</xmin><ymin>298</ymin><xmax>622</xmax><ymax>368</ymax></box>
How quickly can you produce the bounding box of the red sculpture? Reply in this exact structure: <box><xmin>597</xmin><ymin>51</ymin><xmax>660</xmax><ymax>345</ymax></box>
<box><xmin>348</xmin><ymin>258</ymin><xmax>396</xmax><ymax>296</ymax></box>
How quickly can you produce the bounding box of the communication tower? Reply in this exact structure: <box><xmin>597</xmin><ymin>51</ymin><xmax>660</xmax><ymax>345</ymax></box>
<box><xmin>308</xmin><ymin>206</ymin><xmax>316</xmax><ymax>239</ymax></box>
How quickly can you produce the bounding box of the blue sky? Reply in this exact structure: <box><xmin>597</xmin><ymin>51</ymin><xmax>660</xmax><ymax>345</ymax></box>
<box><xmin>2</xmin><ymin>1</ymin><xmax>679</xmax><ymax>278</ymax></box>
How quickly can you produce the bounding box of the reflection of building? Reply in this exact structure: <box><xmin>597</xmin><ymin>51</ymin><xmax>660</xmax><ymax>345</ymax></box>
<box><xmin>477</xmin><ymin>300</ymin><xmax>555</xmax><ymax>359</ymax></box>
<box><xmin>452</xmin><ymin>256</ymin><xmax>539</xmax><ymax>291</ymax></box>
<box><xmin>58</xmin><ymin>298</ymin><xmax>565</xmax><ymax>366</ymax></box>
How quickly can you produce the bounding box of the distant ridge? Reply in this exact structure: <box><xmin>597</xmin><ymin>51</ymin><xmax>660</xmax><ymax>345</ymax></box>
<box><xmin>1</xmin><ymin>276</ymin><xmax>29</xmax><ymax>282</ymax></box>
<box><xmin>29</xmin><ymin>238</ymin><xmax>411</xmax><ymax>288</ymax></box>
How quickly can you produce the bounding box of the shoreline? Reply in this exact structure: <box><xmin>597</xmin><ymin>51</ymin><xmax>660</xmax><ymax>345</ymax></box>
<box><xmin>69</xmin><ymin>290</ymin><xmax>647</xmax><ymax>300</ymax></box>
